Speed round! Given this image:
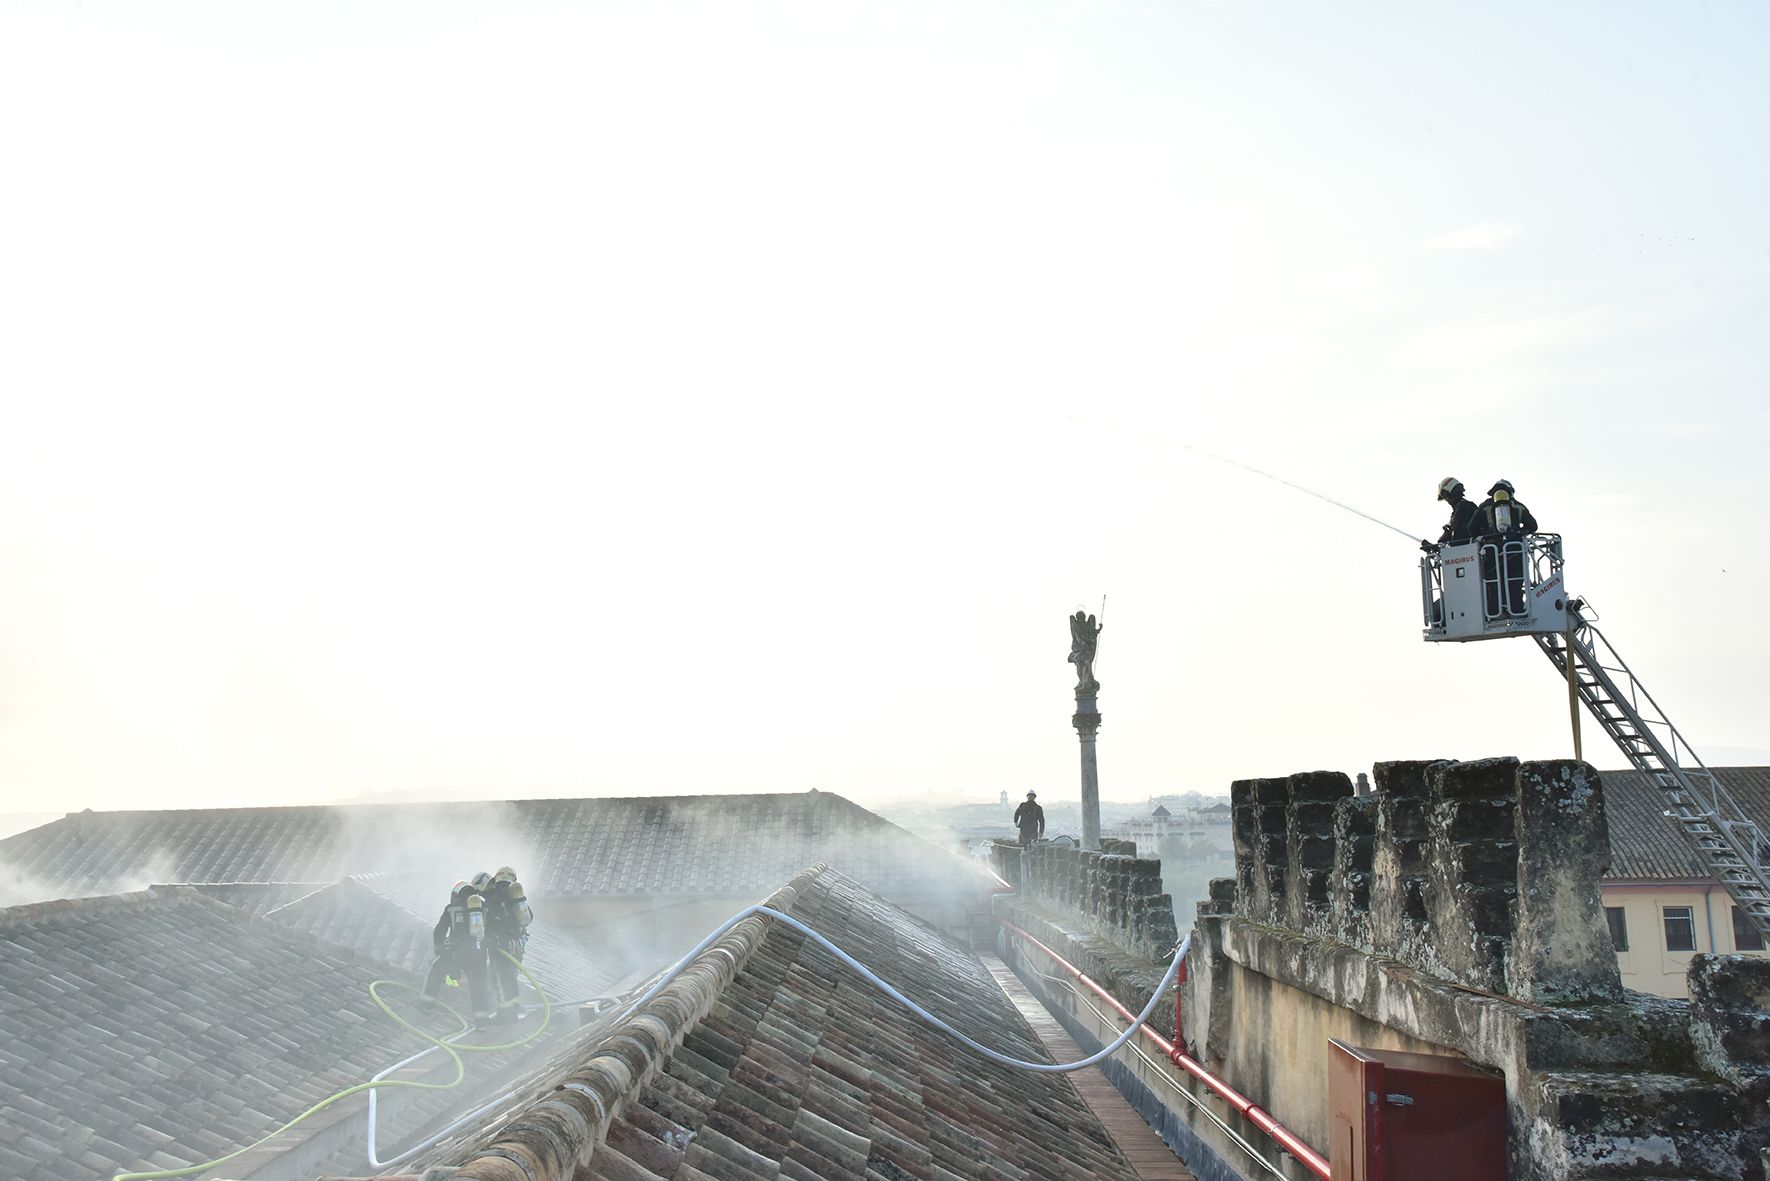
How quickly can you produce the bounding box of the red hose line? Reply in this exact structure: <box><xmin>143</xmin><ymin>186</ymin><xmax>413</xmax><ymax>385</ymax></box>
<box><xmin>1002</xmin><ymin>922</ymin><xmax>1331</xmax><ymax>1180</ymax></box>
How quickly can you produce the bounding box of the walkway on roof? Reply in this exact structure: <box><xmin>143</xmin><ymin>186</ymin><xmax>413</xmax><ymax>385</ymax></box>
<box><xmin>981</xmin><ymin>955</ymin><xmax>1196</xmax><ymax>1181</ymax></box>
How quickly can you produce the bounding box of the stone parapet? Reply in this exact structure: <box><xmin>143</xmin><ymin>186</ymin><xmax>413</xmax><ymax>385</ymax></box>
<box><xmin>993</xmin><ymin>896</ymin><xmax>1175</xmax><ymax>1038</ymax></box>
<box><xmin>990</xmin><ymin>840</ymin><xmax>1178</xmax><ymax>961</ymax></box>
<box><xmin>1228</xmin><ymin>757</ymin><xmax>1622</xmax><ymax>1005</ymax></box>
<box><xmin>1169</xmin><ymin>755</ymin><xmax>1770</xmax><ymax>1181</ymax></box>
<box><xmin>1690</xmin><ymin>954</ymin><xmax>1770</xmax><ymax>1088</ymax></box>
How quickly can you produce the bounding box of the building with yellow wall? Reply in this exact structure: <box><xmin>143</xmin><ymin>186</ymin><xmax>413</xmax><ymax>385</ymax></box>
<box><xmin>1600</xmin><ymin>767</ymin><xmax>1769</xmax><ymax>997</ymax></box>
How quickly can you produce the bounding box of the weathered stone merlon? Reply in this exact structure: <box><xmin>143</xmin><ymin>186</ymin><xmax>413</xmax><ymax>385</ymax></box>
<box><xmin>1510</xmin><ymin>760</ymin><xmax>1622</xmax><ymax>1004</ymax></box>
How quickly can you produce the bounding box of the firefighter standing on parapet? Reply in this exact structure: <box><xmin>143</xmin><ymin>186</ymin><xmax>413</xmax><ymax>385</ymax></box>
<box><xmin>1014</xmin><ymin>791</ymin><xmax>1045</xmax><ymax>847</ymax></box>
<box><xmin>481</xmin><ymin>866</ymin><xmax>534</xmax><ymax>1022</ymax></box>
<box><xmin>424</xmin><ymin>879</ymin><xmax>496</xmax><ymax>1024</ymax></box>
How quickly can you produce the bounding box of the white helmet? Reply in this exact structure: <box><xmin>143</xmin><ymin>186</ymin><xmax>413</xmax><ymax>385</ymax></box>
<box><xmin>1437</xmin><ymin>477</ymin><xmax>1464</xmax><ymax>501</ymax></box>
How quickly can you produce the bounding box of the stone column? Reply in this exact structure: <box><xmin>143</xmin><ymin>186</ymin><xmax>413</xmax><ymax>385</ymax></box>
<box><xmin>1066</xmin><ymin>610</ymin><xmax>1104</xmax><ymax>853</ymax></box>
<box><xmin>1074</xmin><ymin>692</ymin><xmax>1102</xmax><ymax>852</ymax></box>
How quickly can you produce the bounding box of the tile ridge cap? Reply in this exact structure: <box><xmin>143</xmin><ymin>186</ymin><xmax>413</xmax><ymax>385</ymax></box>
<box><xmin>0</xmin><ymin>886</ymin><xmax>196</xmax><ymax>929</ymax></box>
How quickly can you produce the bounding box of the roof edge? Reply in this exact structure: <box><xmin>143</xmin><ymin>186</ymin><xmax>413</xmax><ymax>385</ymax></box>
<box><xmin>443</xmin><ymin>863</ymin><xmax>832</xmax><ymax>1180</ymax></box>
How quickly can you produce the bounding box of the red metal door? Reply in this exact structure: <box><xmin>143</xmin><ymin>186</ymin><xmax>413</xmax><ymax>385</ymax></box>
<box><xmin>1329</xmin><ymin>1039</ymin><xmax>1386</xmax><ymax>1180</ymax></box>
<box><xmin>1328</xmin><ymin>1038</ymin><xmax>1507</xmax><ymax>1181</ymax></box>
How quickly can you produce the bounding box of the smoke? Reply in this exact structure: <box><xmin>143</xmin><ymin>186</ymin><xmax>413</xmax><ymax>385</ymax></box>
<box><xmin>0</xmin><ymin>859</ymin><xmax>68</xmax><ymax>908</ymax></box>
<box><xmin>0</xmin><ymin>846</ymin><xmax>177</xmax><ymax>908</ymax></box>
<box><xmin>329</xmin><ymin>801</ymin><xmax>538</xmax><ymax>908</ymax></box>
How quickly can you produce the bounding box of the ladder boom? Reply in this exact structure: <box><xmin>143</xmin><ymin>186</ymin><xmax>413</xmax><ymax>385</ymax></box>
<box><xmin>1536</xmin><ymin>609</ymin><xmax>1770</xmax><ymax>942</ymax></box>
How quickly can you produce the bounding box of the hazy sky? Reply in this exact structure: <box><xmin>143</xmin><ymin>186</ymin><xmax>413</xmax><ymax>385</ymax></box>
<box><xmin>3</xmin><ymin>1</ymin><xmax>1767</xmax><ymax>816</ymax></box>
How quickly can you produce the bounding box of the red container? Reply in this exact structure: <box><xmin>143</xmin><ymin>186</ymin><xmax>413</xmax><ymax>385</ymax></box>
<box><xmin>1328</xmin><ymin>1038</ymin><xmax>1508</xmax><ymax>1180</ymax></box>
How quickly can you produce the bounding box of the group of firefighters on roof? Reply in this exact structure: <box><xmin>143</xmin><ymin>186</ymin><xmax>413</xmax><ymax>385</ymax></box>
<box><xmin>1424</xmin><ymin>476</ymin><xmax>1542</xmax><ymax>618</ymax></box>
<box><xmin>422</xmin><ymin>866</ymin><xmax>534</xmax><ymax>1026</ymax></box>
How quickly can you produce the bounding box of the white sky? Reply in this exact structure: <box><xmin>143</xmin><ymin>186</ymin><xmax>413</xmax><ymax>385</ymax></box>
<box><xmin>2</xmin><ymin>1</ymin><xmax>1767</xmax><ymax>815</ymax></box>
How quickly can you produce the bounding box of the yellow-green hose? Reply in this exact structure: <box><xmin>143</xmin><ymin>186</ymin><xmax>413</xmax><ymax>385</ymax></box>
<box><xmin>112</xmin><ymin>950</ymin><xmax>552</xmax><ymax>1181</ymax></box>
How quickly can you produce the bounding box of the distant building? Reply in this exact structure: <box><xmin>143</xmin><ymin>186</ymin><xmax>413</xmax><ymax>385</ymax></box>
<box><xmin>1599</xmin><ymin>767</ymin><xmax>1770</xmax><ymax>998</ymax></box>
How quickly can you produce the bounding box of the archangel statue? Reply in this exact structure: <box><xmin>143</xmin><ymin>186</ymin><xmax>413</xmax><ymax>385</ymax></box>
<box><xmin>1067</xmin><ymin>610</ymin><xmax>1102</xmax><ymax>694</ymax></box>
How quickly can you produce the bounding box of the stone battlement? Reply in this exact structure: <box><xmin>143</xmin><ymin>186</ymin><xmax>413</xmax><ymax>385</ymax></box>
<box><xmin>1230</xmin><ymin>757</ymin><xmax>1620</xmax><ymax>1005</ymax></box>
<box><xmin>990</xmin><ymin>840</ymin><xmax>1179</xmax><ymax>961</ymax></box>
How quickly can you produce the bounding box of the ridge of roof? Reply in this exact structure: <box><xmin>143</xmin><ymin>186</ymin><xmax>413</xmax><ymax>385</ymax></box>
<box><xmin>0</xmin><ymin>789</ymin><xmax>990</xmax><ymax>906</ymax></box>
<box><xmin>5</xmin><ymin>789</ymin><xmax>848</xmax><ymax>831</ymax></box>
<box><xmin>0</xmin><ymin>885</ymin><xmax>197</xmax><ymax>930</ymax></box>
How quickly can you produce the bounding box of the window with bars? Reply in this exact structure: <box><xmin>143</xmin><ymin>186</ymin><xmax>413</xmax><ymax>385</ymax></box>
<box><xmin>1663</xmin><ymin>905</ymin><xmax>1697</xmax><ymax>953</ymax></box>
<box><xmin>1605</xmin><ymin>906</ymin><xmax>1629</xmax><ymax>952</ymax></box>
<box><xmin>1732</xmin><ymin>907</ymin><xmax>1766</xmax><ymax>952</ymax></box>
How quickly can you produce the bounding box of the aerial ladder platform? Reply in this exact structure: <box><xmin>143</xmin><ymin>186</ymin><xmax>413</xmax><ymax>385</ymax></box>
<box><xmin>1421</xmin><ymin>532</ymin><xmax>1770</xmax><ymax>942</ymax></box>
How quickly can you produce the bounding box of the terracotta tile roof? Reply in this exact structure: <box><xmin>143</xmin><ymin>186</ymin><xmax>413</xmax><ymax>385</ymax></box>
<box><xmin>409</xmin><ymin>867</ymin><xmax>1142</xmax><ymax>1181</ymax></box>
<box><xmin>0</xmin><ymin>888</ymin><xmax>450</xmax><ymax>1180</ymax></box>
<box><xmin>1600</xmin><ymin>766</ymin><xmax>1770</xmax><ymax>880</ymax></box>
<box><xmin>0</xmin><ymin>791</ymin><xmax>984</xmax><ymax>905</ymax></box>
<box><xmin>0</xmin><ymin>886</ymin><xmax>633</xmax><ymax>1181</ymax></box>
<box><xmin>170</xmin><ymin>881</ymin><xmax>330</xmax><ymax>916</ymax></box>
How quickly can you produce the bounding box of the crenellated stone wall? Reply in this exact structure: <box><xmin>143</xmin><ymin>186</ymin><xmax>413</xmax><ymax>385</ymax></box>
<box><xmin>990</xmin><ymin>840</ymin><xmax>1179</xmax><ymax>961</ymax></box>
<box><xmin>1187</xmin><ymin>757</ymin><xmax>1769</xmax><ymax>1180</ymax></box>
<box><xmin>994</xmin><ymin>758</ymin><xmax>1770</xmax><ymax>1180</ymax></box>
<box><xmin>1230</xmin><ymin>758</ymin><xmax>1621</xmax><ymax>1004</ymax></box>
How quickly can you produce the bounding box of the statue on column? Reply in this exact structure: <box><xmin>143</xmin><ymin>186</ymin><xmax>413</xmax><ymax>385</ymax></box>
<box><xmin>1067</xmin><ymin>610</ymin><xmax>1102</xmax><ymax>695</ymax></box>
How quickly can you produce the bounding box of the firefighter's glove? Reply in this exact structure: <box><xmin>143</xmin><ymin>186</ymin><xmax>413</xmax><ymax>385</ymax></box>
<box><xmin>1420</xmin><ymin>540</ymin><xmax>1438</xmax><ymax>554</ymax></box>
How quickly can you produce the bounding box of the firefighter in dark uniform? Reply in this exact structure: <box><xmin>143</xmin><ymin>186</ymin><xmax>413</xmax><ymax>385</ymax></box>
<box><xmin>1424</xmin><ymin>477</ymin><xmax>1485</xmax><ymax>550</ymax></box>
<box><xmin>424</xmin><ymin>879</ymin><xmax>495</xmax><ymax>1022</ymax></box>
<box><xmin>1475</xmin><ymin>479</ymin><xmax>1539</xmax><ymax>615</ymax></box>
<box><xmin>1424</xmin><ymin>477</ymin><xmax>1486</xmax><ymax>625</ymax></box>
<box><xmin>1013</xmin><ymin>791</ymin><xmax>1045</xmax><ymax>847</ymax></box>
<box><xmin>480</xmin><ymin>866</ymin><xmax>534</xmax><ymax>1021</ymax></box>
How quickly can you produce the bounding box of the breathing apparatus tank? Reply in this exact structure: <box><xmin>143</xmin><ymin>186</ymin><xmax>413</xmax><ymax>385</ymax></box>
<box><xmin>1490</xmin><ymin>488</ymin><xmax>1515</xmax><ymax>535</ymax></box>
<box><xmin>467</xmin><ymin>893</ymin><xmax>486</xmax><ymax>950</ymax></box>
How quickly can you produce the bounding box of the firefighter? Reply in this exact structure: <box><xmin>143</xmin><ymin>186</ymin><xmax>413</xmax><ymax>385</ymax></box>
<box><xmin>1423</xmin><ymin>477</ymin><xmax>1486</xmax><ymax>625</ymax></box>
<box><xmin>1013</xmin><ymin>791</ymin><xmax>1045</xmax><ymax>847</ymax></box>
<box><xmin>1422</xmin><ymin>477</ymin><xmax>1485</xmax><ymax>551</ymax></box>
<box><xmin>423</xmin><ymin>880</ymin><xmax>495</xmax><ymax>1023</ymax></box>
<box><xmin>1476</xmin><ymin>479</ymin><xmax>1537</xmax><ymax>538</ymax></box>
<box><xmin>1476</xmin><ymin>479</ymin><xmax>1539</xmax><ymax>615</ymax></box>
<box><xmin>482</xmin><ymin>866</ymin><xmax>534</xmax><ymax>1021</ymax></box>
